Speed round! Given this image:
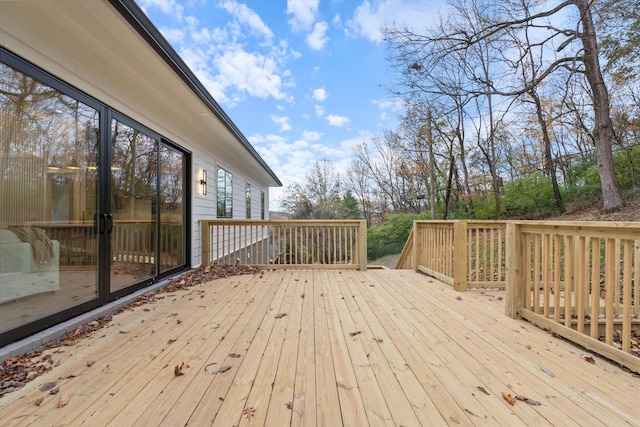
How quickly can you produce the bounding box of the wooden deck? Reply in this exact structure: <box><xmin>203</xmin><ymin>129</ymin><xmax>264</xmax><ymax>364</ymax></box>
<box><xmin>1</xmin><ymin>269</ymin><xmax>639</xmax><ymax>426</ymax></box>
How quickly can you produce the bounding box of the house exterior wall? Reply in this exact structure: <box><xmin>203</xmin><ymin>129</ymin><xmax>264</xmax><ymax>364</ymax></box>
<box><xmin>0</xmin><ymin>0</ymin><xmax>279</xmax><ymax>269</ymax></box>
<box><xmin>0</xmin><ymin>0</ymin><xmax>280</xmax><ymax>346</ymax></box>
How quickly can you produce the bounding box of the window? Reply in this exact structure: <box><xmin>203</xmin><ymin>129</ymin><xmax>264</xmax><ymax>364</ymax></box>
<box><xmin>246</xmin><ymin>182</ymin><xmax>252</xmax><ymax>219</ymax></box>
<box><xmin>261</xmin><ymin>191</ymin><xmax>265</xmax><ymax>220</ymax></box>
<box><xmin>217</xmin><ymin>167</ymin><xmax>233</xmax><ymax>218</ymax></box>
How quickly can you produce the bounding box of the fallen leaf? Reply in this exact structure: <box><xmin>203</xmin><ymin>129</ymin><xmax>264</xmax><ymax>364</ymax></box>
<box><xmin>49</xmin><ymin>387</ymin><xmax>60</xmax><ymax>395</ymax></box>
<box><xmin>456</xmin><ymin>296</ymin><xmax>463</xmax><ymax>300</ymax></box>
<box><xmin>86</xmin><ymin>360</ymin><xmax>95</xmax><ymax>367</ymax></box>
<box><xmin>584</xmin><ymin>356</ymin><xmax>595</xmax><ymax>364</ymax></box>
<box><xmin>541</xmin><ymin>367</ymin><xmax>555</xmax><ymax>377</ymax></box>
<box><xmin>167</xmin><ymin>339</ymin><xmax>177</xmax><ymax>345</ymax></box>
<box><xmin>214</xmin><ymin>365</ymin><xmax>231</xmax><ymax>374</ymax></box>
<box><xmin>372</xmin><ymin>337</ymin><xmax>383</xmax><ymax>343</ymax></box>
<box><xmin>476</xmin><ymin>386</ymin><xmax>490</xmax><ymax>395</ymax></box>
<box><xmin>349</xmin><ymin>331</ymin><xmax>362</xmax><ymax>337</ymax></box>
<box><xmin>57</xmin><ymin>394</ymin><xmax>70</xmax><ymax>408</ymax></box>
<box><xmin>204</xmin><ymin>362</ymin><xmax>218</xmax><ymax>372</ymax></box>
<box><xmin>275</xmin><ymin>313</ymin><xmax>287</xmax><ymax>319</ymax></box>
<box><xmin>516</xmin><ymin>395</ymin><xmax>542</xmax><ymax>406</ymax></box>
<box><xmin>228</xmin><ymin>353</ymin><xmax>241</xmax><ymax>358</ymax></box>
<box><xmin>243</xmin><ymin>407</ymin><xmax>256</xmax><ymax>419</ymax></box>
<box><xmin>26</xmin><ymin>371</ymin><xmax>38</xmax><ymax>381</ymax></box>
<box><xmin>502</xmin><ymin>392</ymin><xmax>516</xmax><ymax>405</ymax></box>
<box><xmin>35</xmin><ymin>397</ymin><xmax>44</xmax><ymax>406</ymax></box>
<box><xmin>39</xmin><ymin>381</ymin><xmax>57</xmax><ymax>392</ymax></box>
<box><xmin>174</xmin><ymin>362</ymin><xmax>185</xmax><ymax>376</ymax></box>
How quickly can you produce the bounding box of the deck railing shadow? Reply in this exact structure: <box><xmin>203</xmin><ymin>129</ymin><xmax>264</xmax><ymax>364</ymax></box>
<box><xmin>397</xmin><ymin>219</ymin><xmax>640</xmax><ymax>373</ymax></box>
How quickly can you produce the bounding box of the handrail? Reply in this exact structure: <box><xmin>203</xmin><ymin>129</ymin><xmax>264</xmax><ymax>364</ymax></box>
<box><xmin>404</xmin><ymin>219</ymin><xmax>640</xmax><ymax>372</ymax></box>
<box><xmin>409</xmin><ymin>220</ymin><xmax>506</xmax><ymax>291</ymax></box>
<box><xmin>200</xmin><ymin>219</ymin><xmax>368</xmax><ymax>270</ymax></box>
<box><xmin>505</xmin><ymin>221</ymin><xmax>640</xmax><ymax>373</ymax></box>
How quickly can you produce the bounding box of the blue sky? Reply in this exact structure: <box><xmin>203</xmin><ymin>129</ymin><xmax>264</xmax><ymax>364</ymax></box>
<box><xmin>139</xmin><ymin>0</ymin><xmax>446</xmax><ymax>209</ymax></box>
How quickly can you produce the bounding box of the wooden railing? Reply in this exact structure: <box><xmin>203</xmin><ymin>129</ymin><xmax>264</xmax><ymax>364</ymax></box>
<box><xmin>505</xmin><ymin>221</ymin><xmax>640</xmax><ymax>373</ymax></box>
<box><xmin>399</xmin><ymin>219</ymin><xmax>640</xmax><ymax>373</ymax></box>
<box><xmin>200</xmin><ymin>220</ymin><xmax>368</xmax><ymax>270</ymax></box>
<box><xmin>397</xmin><ymin>220</ymin><xmax>506</xmax><ymax>291</ymax></box>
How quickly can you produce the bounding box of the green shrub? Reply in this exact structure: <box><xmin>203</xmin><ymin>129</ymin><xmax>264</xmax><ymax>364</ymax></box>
<box><xmin>502</xmin><ymin>172</ymin><xmax>558</xmax><ymax>218</ymax></box>
<box><xmin>367</xmin><ymin>213</ymin><xmax>423</xmax><ymax>259</ymax></box>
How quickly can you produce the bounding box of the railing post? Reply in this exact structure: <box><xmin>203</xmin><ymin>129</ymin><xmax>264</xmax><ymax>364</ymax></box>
<box><xmin>358</xmin><ymin>220</ymin><xmax>367</xmax><ymax>271</ymax></box>
<box><xmin>505</xmin><ymin>222</ymin><xmax>525</xmax><ymax>318</ymax></box>
<box><xmin>201</xmin><ymin>220</ymin><xmax>210</xmax><ymax>267</ymax></box>
<box><xmin>453</xmin><ymin>221</ymin><xmax>468</xmax><ymax>292</ymax></box>
<box><xmin>412</xmin><ymin>221</ymin><xmax>420</xmax><ymax>271</ymax></box>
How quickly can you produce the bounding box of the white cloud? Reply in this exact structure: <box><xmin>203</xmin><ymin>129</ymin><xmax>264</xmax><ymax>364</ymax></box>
<box><xmin>312</xmin><ymin>87</ymin><xmax>327</xmax><ymax>102</ymax></box>
<box><xmin>271</xmin><ymin>115</ymin><xmax>292</xmax><ymax>132</ymax></box>
<box><xmin>306</xmin><ymin>21</ymin><xmax>329</xmax><ymax>50</ymax></box>
<box><xmin>213</xmin><ymin>49</ymin><xmax>292</xmax><ymax>103</ymax></box>
<box><xmin>138</xmin><ymin>0</ymin><xmax>184</xmax><ymax>21</ymax></box>
<box><xmin>327</xmin><ymin>114</ymin><xmax>351</xmax><ymax>127</ymax></box>
<box><xmin>286</xmin><ymin>0</ymin><xmax>320</xmax><ymax>32</ymax></box>
<box><xmin>302</xmin><ymin>130</ymin><xmax>323</xmax><ymax>141</ymax></box>
<box><xmin>348</xmin><ymin>0</ymin><xmax>443</xmax><ymax>43</ymax></box>
<box><xmin>314</xmin><ymin>104</ymin><xmax>325</xmax><ymax>117</ymax></box>
<box><xmin>219</xmin><ymin>0</ymin><xmax>273</xmax><ymax>40</ymax></box>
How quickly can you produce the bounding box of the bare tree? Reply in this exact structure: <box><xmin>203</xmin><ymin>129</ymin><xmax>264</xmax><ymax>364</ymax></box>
<box><xmin>384</xmin><ymin>0</ymin><xmax>625</xmax><ymax>211</ymax></box>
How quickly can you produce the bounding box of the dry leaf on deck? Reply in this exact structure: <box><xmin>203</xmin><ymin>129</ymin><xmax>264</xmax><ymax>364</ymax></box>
<box><xmin>86</xmin><ymin>360</ymin><xmax>96</xmax><ymax>367</ymax></box>
<box><xmin>57</xmin><ymin>394</ymin><xmax>70</xmax><ymax>408</ymax></box>
<box><xmin>34</xmin><ymin>397</ymin><xmax>44</xmax><ymax>406</ymax></box>
<box><xmin>541</xmin><ymin>367</ymin><xmax>555</xmax><ymax>377</ymax></box>
<box><xmin>349</xmin><ymin>331</ymin><xmax>362</xmax><ymax>336</ymax></box>
<box><xmin>502</xmin><ymin>392</ymin><xmax>516</xmax><ymax>405</ymax></box>
<box><xmin>476</xmin><ymin>386</ymin><xmax>490</xmax><ymax>395</ymax></box>
<box><xmin>174</xmin><ymin>362</ymin><xmax>185</xmax><ymax>376</ymax></box>
<box><xmin>243</xmin><ymin>407</ymin><xmax>256</xmax><ymax>419</ymax></box>
<box><xmin>275</xmin><ymin>313</ymin><xmax>287</xmax><ymax>319</ymax></box>
<box><xmin>516</xmin><ymin>395</ymin><xmax>542</xmax><ymax>406</ymax></box>
<box><xmin>228</xmin><ymin>353</ymin><xmax>241</xmax><ymax>358</ymax></box>
<box><xmin>39</xmin><ymin>381</ymin><xmax>57</xmax><ymax>392</ymax></box>
<box><xmin>214</xmin><ymin>365</ymin><xmax>231</xmax><ymax>374</ymax></box>
<box><xmin>584</xmin><ymin>356</ymin><xmax>595</xmax><ymax>364</ymax></box>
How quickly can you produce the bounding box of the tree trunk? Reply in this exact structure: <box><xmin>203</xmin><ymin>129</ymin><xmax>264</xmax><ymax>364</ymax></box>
<box><xmin>575</xmin><ymin>0</ymin><xmax>623</xmax><ymax>211</ymax></box>
<box><xmin>530</xmin><ymin>90</ymin><xmax>564</xmax><ymax>212</ymax></box>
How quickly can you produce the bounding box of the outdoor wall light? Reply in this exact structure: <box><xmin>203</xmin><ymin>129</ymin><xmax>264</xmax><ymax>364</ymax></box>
<box><xmin>200</xmin><ymin>169</ymin><xmax>207</xmax><ymax>195</ymax></box>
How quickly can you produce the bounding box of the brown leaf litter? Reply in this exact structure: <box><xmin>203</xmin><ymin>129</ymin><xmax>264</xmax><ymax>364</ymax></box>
<box><xmin>0</xmin><ymin>264</ymin><xmax>261</xmax><ymax>398</ymax></box>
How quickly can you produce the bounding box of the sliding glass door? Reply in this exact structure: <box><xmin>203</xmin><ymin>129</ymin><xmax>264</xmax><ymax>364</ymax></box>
<box><xmin>109</xmin><ymin>116</ymin><xmax>187</xmax><ymax>293</ymax></box>
<box><xmin>0</xmin><ymin>49</ymin><xmax>188</xmax><ymax>345</ymax></box>
<box><xmin>0</xmin><ymin>60</ymin><xmax>100</xmax><ymax>335</ymax></box>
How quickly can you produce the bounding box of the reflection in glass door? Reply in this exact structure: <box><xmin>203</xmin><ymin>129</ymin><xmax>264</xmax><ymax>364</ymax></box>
<box><xmin>0</xmin><ymin>61</ymin><xmax>100</xmax><ymax>333</ymax></box>
<box><xmin>159</xmin><ymin>146</ymin><xmax>185</xmax><ymax>273</ymax></box>
<box><xmin>110</xmin><ymin>119</ymin><xmax>157</xmax><ymax>291</ymax></box>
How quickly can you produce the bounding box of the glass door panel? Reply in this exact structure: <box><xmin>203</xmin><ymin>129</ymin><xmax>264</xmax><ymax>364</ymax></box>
<box><xmin>110</xmin><ymin>120</ymin><xmax>157</xmax><ymax>291</ymax></box>
<box><xmin>159</xmin><ymin>145</ymin><xmax>185</xmax><ymax>273</ymax></box>
<box><xmin>0</xmin><ymin>62</ymin><xmax>99</xmax><ymax>332</ymax></box>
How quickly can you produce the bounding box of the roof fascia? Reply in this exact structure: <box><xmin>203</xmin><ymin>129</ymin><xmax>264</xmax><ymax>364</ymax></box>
<box><xmin>107</xmin><ymin>0</ymin><xmax>282</xmax><ymax>186</ymax></box>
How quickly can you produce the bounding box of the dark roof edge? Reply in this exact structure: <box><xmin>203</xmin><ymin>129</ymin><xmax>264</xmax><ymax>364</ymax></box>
<box><xmin>107</xmin><ymin>0</ymin><xmax>282</xmax><ymax>187</ymax></box>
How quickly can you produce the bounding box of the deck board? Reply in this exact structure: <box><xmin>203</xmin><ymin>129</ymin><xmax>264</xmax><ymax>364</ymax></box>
<box><xmin>1</xmin><ymin>269</ymin><xmax>639</xmax><ymax>426</ymax></box>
